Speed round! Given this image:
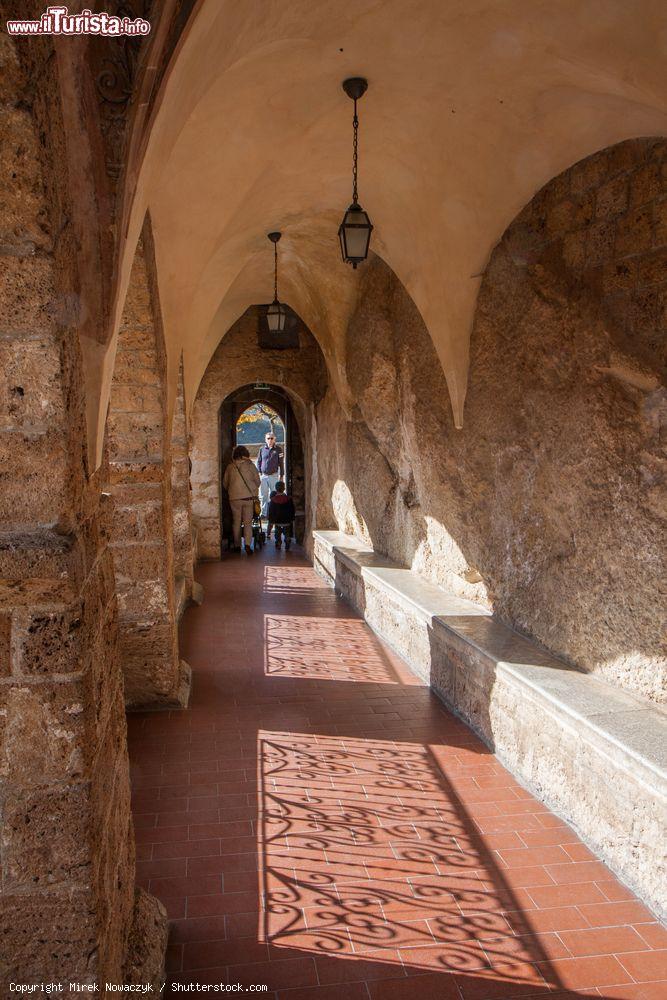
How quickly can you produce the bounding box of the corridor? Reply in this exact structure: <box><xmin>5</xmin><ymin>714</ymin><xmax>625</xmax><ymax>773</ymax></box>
<box><xmin>128</xmin><ymin>549</ymin><xmax>665</xmax><ymax>998</ymax></box>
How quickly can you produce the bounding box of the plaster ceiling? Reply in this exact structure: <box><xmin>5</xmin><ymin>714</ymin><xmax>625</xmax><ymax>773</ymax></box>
<box><xmin>101</xmin><ymin>0</ymin><xmax>667</xmax><ymax>460</ymax></box>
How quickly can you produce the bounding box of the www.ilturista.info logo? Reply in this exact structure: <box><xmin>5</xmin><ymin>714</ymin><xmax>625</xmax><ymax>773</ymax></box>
<box><xmin>6</xmin><ymin>5</ymin><xmax>151</xmax><ymax>36</ymax></box>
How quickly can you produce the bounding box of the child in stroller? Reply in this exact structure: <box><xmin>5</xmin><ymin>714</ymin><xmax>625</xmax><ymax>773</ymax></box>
<box><xmin>267</xmin><ymin>481</ymin><xmax>295</xmax><ymax>550</ymax></box>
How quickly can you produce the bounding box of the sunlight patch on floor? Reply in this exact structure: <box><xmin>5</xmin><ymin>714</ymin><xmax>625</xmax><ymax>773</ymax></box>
<box><xmin>264</xmin><ymin>614</ymin><xmax>402</xmax><ymax>683</ymax></box>
<box><xmin>257</xmin><ymin>730</ymin><xmax>551</xmax><ymax>988</ymax></box>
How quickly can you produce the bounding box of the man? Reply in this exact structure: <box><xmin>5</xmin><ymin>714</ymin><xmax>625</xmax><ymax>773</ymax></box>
<box><xmin>256</xmin><ymin>431</ymin><xmax>284</xmax><ymax>517</ymax></box>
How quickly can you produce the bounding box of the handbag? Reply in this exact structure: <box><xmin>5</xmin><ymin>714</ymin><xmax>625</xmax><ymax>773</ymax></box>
<box><xmin>236</xmin><ymin>462</ymin><xmax>262</xmax><ymax>519</ymax></box>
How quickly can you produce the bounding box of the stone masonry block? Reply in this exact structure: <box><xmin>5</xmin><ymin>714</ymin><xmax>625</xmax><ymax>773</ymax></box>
<box><xmin>0</xmin><ymin>527</ymin><xmax>73</xmax><ymax>580</ymax></box>
<box><xmin>605</xmin><ymin>140</ymin><xmax>640</xmax><ymax>178</ymax></box>
<box><xmin>115</xmin><ymin>328</ymin><xmax>155</xmax><ymax>351</ymax></box>
<box><xmin>0</xmin><ymin>429</ymin><xmax>68</xmax><ymax>527</ymax></box>
<box><xmin>13</xmin><ymin>601</ymin><xmax>84</xmax><ymax>674</ymax></box>
<box><xmin>615</xmin><ymin>204</ymin><xmax>653</xmax><ymax>258</ymax></box>
<box><xmin>0</xmin><ymin>105</ymin><xmax>51</xmax><ymax>253</ymax></box>
<box><xmin>603</xmin><ymin>257</ymin><xmax>638</xmax><ymax>294</ymax></box>
<box><xmin>88</xmin><ymin>602</ymin><xmax>121</xmax><ymax>737</ymax></box>
<box><xmin>110</xmin><ymin>481</ymin><xmax>162</xmax><ymax>503</ymax></box>
<box><xmin>635</xmin><ymin>247</ymin><xmax>667</xmax><ymax>287</ymax></box>
<box><xmin>107</xmin><ymin>412</ymin><xmax>163</xmax><ymax>460</ymax></box>
<box><xmin>2</xmin><ymin>783</ymin><xmax>91</xmax><ymax>889</ymax></box>
<box><xmin>561</xmin><ymin>230</ymin><xmax>586</xmax><ymax>270</ymax></box>
<box><xmin>546</xmin><ymin>194</ymin><xmax>594</xmax><ymax>236</ymax></box>
<box><xmin>119</xmin><ymin>620</ymin><xmax>175</xmax><ymax>660</ymax></box>
<box><xmin>124</xmin><ymin>654</ymin><xmax>178</xmax><ymax>703</ymax></box>
<box><xmin>596</xmin><ymin>173</ymin><xmax>629</xmax><ymax>220</ymax></box>
<box><xmin>0</xmin><ymin>337</ymin><xmax>63</xmax><ymax>427</ymax></box>
<box><xmin>0</xmin><ymin>678</ymin><xmax>90</xmax><ymax>784</ymax></box>
<box><xmin>0</xmin><ymin>891</ymin><xmax>97</xmax><ymax>984</ymax></box>
<box><xmin>0</xmin><ymin>612</ymin><xmax>10</xmax><ymax>675</ymax></box>
<box><xmin>653</xmin><ymin>197</ymin><xmax>667</xmax><ymax>247</ymax></box>
<box><xmin>142</xmin><ymin>501</ymin><xmax>168</xmax><ymax>540</ymax></box>
<box><xmin>569</xmin><ymin>149</ymin><xmax>608</xmax><ymax>196</ymax></box>
<box><xmin>120</xmin><ymin>266</ymin><xmax>151</xmax><ymax>324</ymax></box>
<box><xmin>113</xmin><ymin>349</ymin><xmax>160</xmax><ymax>382</ymax></box>
<box><xmin>116</xmin><ymin>579</ymin><xmax>170</xmax><ymax>618</ymax></box>
<box><xmin>110</xmin><ymin>541</ymin><xmax>170</xmax><ymax>584</ymax></box>
<box><xmin>630</xmin><ymin>162</ymin><xmax>663</xmax><ymax>208</ymax></box>
<box><xmin>109</xmin><ymin>381</ymin><xmax>162</xmax><ymax>414</ymax></box>
<box><xmin>0</xmin><ymin>254</ymin><xmax>57</xmax><ymax>333</ymax></box>
<box><xmin>111</xmin><ymin>504</ymin><xmax>144</xmax><ymax>542</ymax></box>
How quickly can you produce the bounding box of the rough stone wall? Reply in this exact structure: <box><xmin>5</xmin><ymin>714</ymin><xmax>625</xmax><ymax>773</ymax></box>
<box><xmin>315</xmin><ymin>139</ymin><xmax>666</xmax><ymax>704</ymax></box>
<box><xmin>171</xmin><ymin>356</ymin><xmax>195</xmax><ymax>609</ymax></box>
<box><xmin>0</xmin><ymin>29</ymin><xmax>137</xmax><ymax>986</ymax></box>
<box><xmin>106</xmin><ymin>226</ymin><xmax>185</xmax><ymax>708</ymax></box>
<box><xmin>191</xmin><ymin>308</ymin><xmax>327</xmax><ymax>558</ymax></box>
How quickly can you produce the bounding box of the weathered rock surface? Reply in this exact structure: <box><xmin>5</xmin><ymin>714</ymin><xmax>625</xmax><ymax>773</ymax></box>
<box><xmin>0</xmin><ymin>26</ymin><xmax>138</xmax><ymax>987</ymax></box>
<box><xmin>316</xmin><ymin>139</ymin><xmax>666</xmax><ymax>703</ymax></box>
<box><xmin>122</xmin><ymin>888</ymin><xmax>168</xmax><ymax>990</ymax></box>
<box><xmin>106</xmin><ymin>225</ymin><xmax>187</xmax><ymax>709</ymax></box>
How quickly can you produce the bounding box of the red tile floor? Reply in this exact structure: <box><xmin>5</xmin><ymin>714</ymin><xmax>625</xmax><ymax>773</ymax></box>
<box><xmin>128</xmin><ymin>546</ymin><xmax>666</xmax><ymax>999</ymax></box>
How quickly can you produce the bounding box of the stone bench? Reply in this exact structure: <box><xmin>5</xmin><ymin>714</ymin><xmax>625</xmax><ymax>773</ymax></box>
<box><xmin>312</xmin><ymin>529</ymin><xmax>667</xmax><ymax>919</ymax></box>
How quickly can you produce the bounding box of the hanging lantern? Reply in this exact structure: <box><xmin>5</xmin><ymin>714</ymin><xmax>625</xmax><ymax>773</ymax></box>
<box><xmin>265</xmin><ymin>232</ymin><xmax>288</xmax><ymax>332</ymax></box>
<box><xmin>338</xmin><ymin>77</ymin><xmax>373</xmax><ymax>268</ymax></box>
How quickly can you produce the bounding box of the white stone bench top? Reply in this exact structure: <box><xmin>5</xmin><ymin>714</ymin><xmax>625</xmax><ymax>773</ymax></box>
<box><xmin>313</xmin><ymin>529</ymin><xmax>667</xmax><ymax>783</ymax></box>
<box><xmin>314</xmin><ymin>530</ymin><xmax>490</xmax><ymax>619</ymax></box>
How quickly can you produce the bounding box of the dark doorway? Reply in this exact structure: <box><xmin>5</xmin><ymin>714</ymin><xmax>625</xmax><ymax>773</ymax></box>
<box><xmin>218</xmin><ymin>384</ymin><xmax>306</xmax><ymax>555</ymax></box>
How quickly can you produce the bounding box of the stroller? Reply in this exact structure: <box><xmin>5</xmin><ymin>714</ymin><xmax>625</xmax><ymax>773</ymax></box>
<box><xmin>222</xmin><ymin>495</ymin><xmax>265</xmax><ymax>553</ymax></box>
<box><xmin>250</xmin><ymin>498</ymin><xmax>266</xmax><ymax>551</ymax></box>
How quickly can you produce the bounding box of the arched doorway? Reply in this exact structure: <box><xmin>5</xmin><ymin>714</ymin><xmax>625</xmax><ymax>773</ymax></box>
<box><xmin>236</xmin><ymin>401</ymin><xmax>286</xmax><ymax>465</ymax></box>
<box><xmin>218</xmin><ymin>383</ymin><xmax>305</xmax><ymax>554</ymax></box>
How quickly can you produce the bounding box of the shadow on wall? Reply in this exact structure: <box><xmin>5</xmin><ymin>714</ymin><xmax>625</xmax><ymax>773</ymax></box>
<box><xmin>315</xmin><ymin>138</ymin><xmax>667</xmax><ymax>704</ymax></box>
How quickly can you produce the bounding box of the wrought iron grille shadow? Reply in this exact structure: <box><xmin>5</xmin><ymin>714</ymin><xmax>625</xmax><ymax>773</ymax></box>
<box><xmin>257</xmin><ymin>730</ymin><xmax>566</xmax><ymax>993</ymax></box>
<box><xmin>154</xmin><ymin>559</ymin><xmax>634</xmax><ymax>997</ymax></box>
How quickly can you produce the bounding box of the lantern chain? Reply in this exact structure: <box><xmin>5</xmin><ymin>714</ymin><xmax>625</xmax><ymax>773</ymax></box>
<box><xmin>274</xmin><ymin>240</ymin><xmax>278</xmax><ymax>301</ymax></box>
<box><xmin>352</xmin><ymin>97</ymin><xmax>359</xmax><ymax>203</ymax></box>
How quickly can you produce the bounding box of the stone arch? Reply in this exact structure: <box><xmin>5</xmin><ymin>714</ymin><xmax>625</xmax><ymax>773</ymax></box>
<box><xmin>104</xmin><ymin>216</ymin><xmax>189</xmax><ymax>709</ymax></box>
<box><xmin>171</xmin><ymin>354</ymin><xmax>195</xmax><ymax>617</ymax></box>
<box><xmin>0</xmin><ymin>26</ymin><xmax>165</xmax><ymax>988</ymax></box>
<box><xmin>99</xmin><ymin>0</ymin><xmax>667</xmax><ymax>473</ymax></box>
<box><xmin>313</xmin><ymin>138</ymin><xmax>666</xmax><ymax>703</ymax></box>
<box><xmin>218</xmin><ymin>383</ymin><xmax>305</xmax><ymax>551</ymax></box>
<box><xmin>190</xmin><ymin>307</ymin><xmax>327</xmax><ymax>559</ymax></box>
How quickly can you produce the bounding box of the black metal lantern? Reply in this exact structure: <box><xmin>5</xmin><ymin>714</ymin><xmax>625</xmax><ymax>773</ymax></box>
<box><xmin>265</xmin><ymin>232</ymin><xmax>288</xmax><ymax>332</ymax></box>
<box><xmin>338</xmin><ymin>77</ymin><xmax>373</xmax><ymax>268</ymax></box>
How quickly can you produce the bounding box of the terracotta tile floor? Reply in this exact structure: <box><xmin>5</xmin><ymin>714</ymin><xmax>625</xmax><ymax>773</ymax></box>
<box><xmin>128</xmin><ymin>546</ymin><xmax>666</xmax><ymax>999</ymax></box>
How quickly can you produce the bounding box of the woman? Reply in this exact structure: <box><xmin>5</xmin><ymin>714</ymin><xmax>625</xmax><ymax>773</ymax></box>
<box><xmin>222</xmin><ymin>445</ymin><xmax>261</xmax><ymax>554</ymax></box>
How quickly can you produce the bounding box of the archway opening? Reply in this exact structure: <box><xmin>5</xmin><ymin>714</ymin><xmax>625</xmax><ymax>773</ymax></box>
<box><xmin>236</xmin><ymin>402</ymin><xmax>286</xmax><ymax>465</ymax></box>
<box><xmin>218</xmin><ymin>383</ymin><xmax>306</xmax><ymax>555</ymax></box>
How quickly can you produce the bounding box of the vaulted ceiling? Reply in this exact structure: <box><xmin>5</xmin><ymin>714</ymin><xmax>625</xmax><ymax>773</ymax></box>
<box><xmin>103</xmin><ymin>0</ymin><xmax>667</xmax><ymax>457</ymax></box>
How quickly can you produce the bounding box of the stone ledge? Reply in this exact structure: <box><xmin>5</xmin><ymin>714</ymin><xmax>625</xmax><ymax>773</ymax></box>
<box><xmin>313</xmin><ymin>529</ymin><xmax>667</xmax><ymax>919</ymax></box>
<box><xmin>125</xmin><ymin>658</ymin><xmax>191</xmax><ymax>713</ymax></box>
<box><xmin>122</xmin><ymin>887</ymin><xmax>167</xmax><ymax>989</ymax></box>
<box><xmin>0</xmin><ymin>577</ymin><xmax>77</xmax><ymax>610</ymax></box>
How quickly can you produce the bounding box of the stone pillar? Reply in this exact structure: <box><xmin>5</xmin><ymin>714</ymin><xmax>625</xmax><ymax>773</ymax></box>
<box><xmin>0</xmin><ymin>30</ymin><xmax>146</xmax><ymax>987</ymax></box>
<box><xmin>171</xmin><ymin>356</ymin><xmax>196</xmax><ymax>618</ymax></box>
<box><xmin>106</xmin><ymin>223</ymin><xmax>189</xmax><ymax>708</ymax></box>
